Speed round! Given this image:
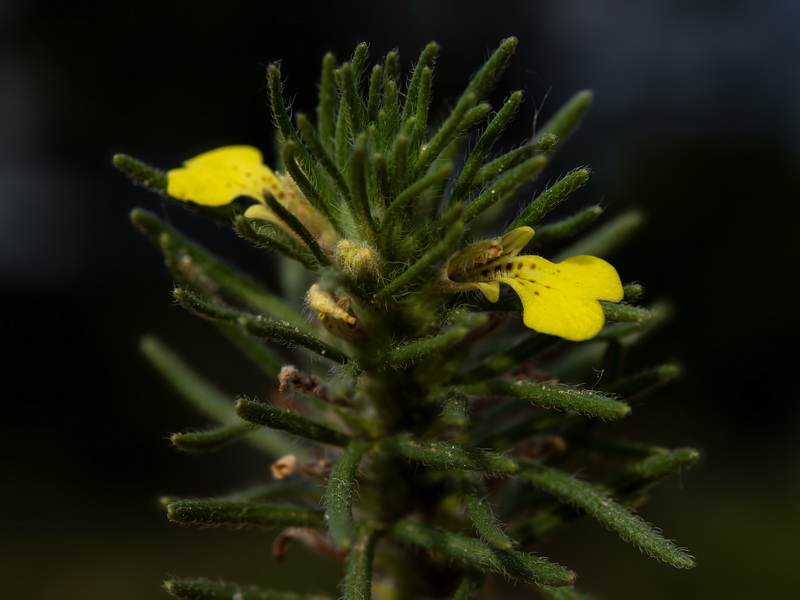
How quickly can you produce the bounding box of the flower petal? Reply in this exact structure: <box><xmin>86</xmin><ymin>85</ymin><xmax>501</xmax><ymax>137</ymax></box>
<box><xmin>497</xmin><ymin>254</ymin><xmax>623</xmax><ymax>341</ymax></box>
<box><xmin>166</xmin><ymin>145</ymin><xmax>284</xmax><ymax>206</ymax></box>
<box><xmin>502</xmin><ymin>277</ymin><xmax>607</xmax><ymax>341</ymax></box>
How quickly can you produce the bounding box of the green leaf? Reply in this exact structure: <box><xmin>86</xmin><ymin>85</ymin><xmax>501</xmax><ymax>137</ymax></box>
<box><xmin>451</xmin><ymin>568</ymin><xmax>484</xmax><ymax>600</ymax></box>
<box><xmin>325</xmin><ymin>440</ymin><xmax>373</xmax><ymax>549</ymax></box>
<box><xmin>389</xmin><ymin>519</ymin><xmax>575</xmax><ymax>587</ymax></box>
<box><xmin>463</xmin><ymin>37</ymin><xmax>518</xmax><ymax>101</ymax></box>
<box><xmin>402</xmin><ymin>42</ymin><xmax>439</xmax><ymax>125</ymax></box>
<box><xmin>236</xmin><ymin>398</ymin><xmax>350</xmax><ymax>447</ymax></box>
<box><xmin>131</xmin><ymin>208</ymin><xmax>302</xmax><ymax>325</ymax></box>
<box><xmin>349</xmin><ymin>133</ymin><xmax>377</xmax><ymax>235</ymax></box>
<box><xmin>281</xmin><ymin>141</ymin><xmax>341</xmax><ymax>232</ymax></box>
<box><xmin>472</xmin><ymin>134</ymin><xmax>557</xmax><ymax>190</ymax></box>
<box><xmin>170</xmin><ymin>423</ymin><xmax>253</xmax><ymax>452</ymax></box>
<box><xmin>601</xmin><ymin>302</ymin><xmax>651</xmax><ymax>324</ymax></box>
<box><xmin>607</xmin><ymin>447</ymin><xmax>700</xmax><ymax>497</ymax></box>
<box><xmin>439</xmin><ymin>389</ymin><xmax>470</xmax><ymax>428</ymax></box>
<box><xmin>463</xmin><ymin>155</ymin><xmax>548</xmax><ymax>223</ymax></box>
<box><xmin>536</xmin><ymin>585</ymin><xmax>595</xmax><ymax>600</ymax></box>
<box><xmin>341</xmin><ymin>528</ymin><xmax>381</xmax><ymax>600</ymax></box>
<box><xmin>382</xmin><ymin>436</ymin><xmax>517</xmax><ymax>474</ymax></box>
<box><xmin>463</xmin><ymin>476</ymin><xmax>517</xmax><ymax>549</ymax></box>
<box><xmin>166</xmin><ymin>500</ymin><xmax>325</xmax><ymax>530</ymax></box>
<box><xmin>457</xmin><ymin>333</ymin><xmax>560</xmax><ymax>384</ymax></box>
<box><xmin>458</xmin><ymin>380</ymin><xmax>630</xmax><ymax>420</ymax></box>
<box><xmin>262</xmin><ymin>193</ymin><xmax>331</xmax><ymax>268</ymax></box>
<box><xmin>316</xmin><ymin>52</ymin><xmax>337</xmax><ymax>146</ymax></box>
<box><xmin>516</xmin><ymin>462</ymin><xmax>695</xmax><ymax>568</ymax></box>
<box><xmin>335</xmin><ymin>62</ymin><xmax>366</xmax><ymax>136</ymax></box>
<box><xmin>450</xmin><ymin>91</ymin><xmax>524</xmax><ymax>205</ymax></box>
<box><xmin>165</xmin><ymin>578</ymin><xmax>332</xmax><ymax>600</ymax></box>
<box><xmin>414</xmin><ymin>92</ymin><xmax>477</xmax><ymax>179</ymax></box>
<box><xmin>506</xmin><ymin>168</ymin><xmax>590</xmax><ymax>232</ymax></box>
<box><xmin>529</xmin><ymin>205</ymin><xmax>604</xmax><ymax>246</ymax></box>
<box><xmin>234</xmin><ymin>216</ymin><xmax>318</xmax><ymax>271</ymax></box>
<box><xmin>374</xmin><ymin>214</ymin><xmax>464</xmax><ymax>301</ymax></box>
<box><xmin>215</xmin><ymin>321</ymin><xmax>283</xmax><ymax>376</ymax></box>
<box><xmin>609</xmin><ymin>363</ymin><xmax>681</xmax><ymax>397</ymax></box>
<box><xmin>378</xmin><ymin>313</ymin><xmax>485</xmax><ymax>367</ymax></box>
<box><xmin>381</xmin><ymin>163</ymin><xmax>453</xmax><ymax>230</ymax></box>
<box><xmin>296</xmin><ymin>113</ymin><xmax>352</xmax><ymax>203</ymax></box>
<box><xmin>554</xmin><ymin>210</ymin><xmax>644</xmax><ymax>261</ymax></box>
<box><xmin>173</xmin><ymin>288</ymin><xmax>349</xmax><ymax>363</ymax></box>
<box><xmin>140</xmin><ymin>335</ymin><xmax>235</xmax><ymax>424</ymax></box>
<box><xmin>536</xmin><ymin>90</ymin><xmax>593</xmax><ymax>146</ymax></box>
<box><xmin>113</xmin><ymin>153</ymin><xmax>167</xmax><ymax>193</ymax></box>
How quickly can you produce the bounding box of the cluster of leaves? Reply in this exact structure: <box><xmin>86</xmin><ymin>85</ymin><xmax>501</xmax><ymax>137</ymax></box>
<box><xmin>117</xmin><ymin>38</ymin><xmax>696</xmax><ymax>599</ymax></box>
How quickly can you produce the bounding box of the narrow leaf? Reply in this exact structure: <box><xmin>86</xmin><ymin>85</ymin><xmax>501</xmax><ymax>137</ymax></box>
<box><xmin>166</xmin><ymin>500</ymin><xmax>325</xmax><ymax>530</ymax></box>
<box><xmin>296</xmin><ymin>113</ymin><xmax>352</xmax><ymax>203</ymax></box>
<box><xmin>554</xmin><ymin>210</ymin><xmax>644</xmax><ymax>261</ymax></box>
<box><xmin>451</xmin><ymin>568</ymin><xmax>484</xmax><ymax>600</ymax></box>
<box><xmin>450</xmin><ymin>91</ymin><xmax>524</xmax><ymax>205</ymax></box>
<box><xmin>236</xmin><ymin>398</ymin><xmax>350</xmax><ymax>447</ymax></box>
<box><xmin>349</xmin><ymin>133</ymin><xmax>377</xmax><ymax>234</ymax></box>
<box><xmin>472</xmin><ymin>134</ymin><xmax>557</xmax><ymax>189</ymax></box>
<box><xmin>216</xmin><ymin>322</ymin><xmax>283</xmax><ymax>376</ymax></box>
<box><xmin>165</xmin><ymin>578</ymin><xmax>332</xmax><ymax>600</ymax></box>
<box><xmin>535</xmin><ymin>90</ymin><xmax>593</xmax><ymax>146</ymax></box>
<box><xmin>381</xmin><ymin>162</ymin><xmax>454</xmax><ymax>230</ymax></box>
<box><xmin>170</xmin><ymin>423</ymin><xmax>252</xmax><ymax>452</ymax></box>
<box><xmin>325</xmin><ymin>440</ymin><xmax>373</xmax><ymax>549</ymax></box>
<box><xmin>382</xmin><ymin>436</ymin><xmax>517</xmax><ymax>474</ymax></box>
<box><xmin>402</xmin><ymin>42</ymin><xmax>439</xmax><ymax>125</ymax></box>
<box><xmin>458</xmin><ymin>333</ymin><xmax>560</xmax><ymax>384</ymax></box>
<box><xmin>389</xmin><ymin>519</ymin><xmax>575</xmax><ymax>587</ymax></box>
<box><xmin>459</xmin><ymin>380</ymin><xmax>630</xmax><ymax>420</ymax></box>
<box><xmin>507</xmin><ymin>168</ymin><xmax>590</xmax><ymax>232</ymax></box>
<box><xmin>463</xmin><ymin>477</ymin><xmax>516</xmax><ymax>549</ymax></box>
<box><xmin>536</xmin><ymin>585</ymin><xmax>595</xmax><ymax>600</ymax></box>
<box><xmin>414</xmin><ymin>92</ymin><xmax>477</xmax><ymax>179</ymax></box>
<box><xmin>367</xmin><ymin>65</ymin><xmax>383</xmax><ymax>124</ymax></box>
<box><xmin>378</xmin><ymin>314</ymin><xmax>484</xmax><ymax>367</ymax></box>
<box><xmin>262</xmin><ymin>193</ymin><xmax>331</xmax><ymax>267</ymax></box>
<box><xmin>316</xmin><ymin>52</ymin><xmax>337</xmax><ymax>145</ymax></box>
<box><xmin>268</xmin><ymin>64</ymin><xmax>313</xmax><ymax>170</ymax></box>
<box><xmin>440</xmin><ymin>389</ymin><xmax>470</xmax><ymax>428</ymax></box>
<box><xmin>234</xmin><ymin>216</ymin><xmax>318</xmax><ymax>271</ymax></box>
<box><xmin>282</xmin><ymin>141</ymin><xmax>340</xmax><ymax>229</ymax></box>
<box><xmin>529</xmin><ymin>205</ymin><xmax>604</xmax><ymax>246</ymax></box>
<box><xmin>174</xmin><ymin>288</ymin><xmax>348</xmax><ymax>363</ymax></box>
<box><xmin>609</xmin><ymin>363</ymin><xmax>681</xmax><ymax>398</ymax></box>
<box><xmin>113</xmin><ymin>153</ymin><xmax>167</xmax><ymax>193</ymax></box>
<box><xmin>335</xmin><ymin>63</ymin><xmax>366</xmax><ymax>135</ymax></box>
<box><xmin>342</xmin><ymin>528</ymin><xmax>380</xmax><ymax>600</ymax></box>
<box><xmin>516</xmin><ymin>461</ymin><xmax>695</xmax><ymax>568</ymax></box>
<box><xmin>140</xmin><ymin>335</ymin><xmax>235</xmax><ymax>424</ymax></box>
<box><xmin>463</xmin><ymin>155</ymin><xmax>548</xmax><ymax>223</ymax></box>
<box><xmin>601</xmin><ymin>302</ymin><xmax>651</xmax><ymax>324</ymax></box>
<box><xmin>131</xmin><ymin>208</ymin><xmax>301</xmax><ymax>324</ymax></box>
<box><xmin>374</xmin><ymin>215</ymin><xmax>464</xmax><ymax>301</ymax></box>
<box><xmin>465</xmin><ymin>37</ymin><xmax>518</xmax><ymax>99</ymax></box>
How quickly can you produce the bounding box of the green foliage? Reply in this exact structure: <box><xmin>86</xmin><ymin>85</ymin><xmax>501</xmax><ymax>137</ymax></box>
<box><xmin>119</xmin><ymin>38</ymin><xmax>697</xmax><ymax>599</ymax></box>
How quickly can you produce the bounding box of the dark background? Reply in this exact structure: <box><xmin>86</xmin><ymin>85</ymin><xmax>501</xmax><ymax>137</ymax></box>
<box><xmin>2</xmin><ymin>1</ymin><xmax>798</xmax><ymax>598</ymax></box>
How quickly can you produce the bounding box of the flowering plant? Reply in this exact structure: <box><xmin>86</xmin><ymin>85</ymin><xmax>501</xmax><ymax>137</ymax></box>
<box><xmin>117</xmin><ymin>38</ymin><xmax>696</xmax><ymax>599</ymax></box>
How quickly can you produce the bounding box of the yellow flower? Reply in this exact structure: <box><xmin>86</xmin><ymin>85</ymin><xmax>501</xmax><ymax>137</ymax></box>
<box><xmin>166</xmin><ymin>145</ymin><xmax>337</xmax><ymax>252</ymax></box>
<box><xmin>442</xmin><ymin>227</ymin><xmax>623</xmax><ymax>341</ymax></box>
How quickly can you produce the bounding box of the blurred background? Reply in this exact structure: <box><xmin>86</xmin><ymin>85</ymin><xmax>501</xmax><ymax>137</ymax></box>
<box><xmin>2</xmin><ymin>1</ymin><xmax>798</xmax><ymax>598</ymax></box>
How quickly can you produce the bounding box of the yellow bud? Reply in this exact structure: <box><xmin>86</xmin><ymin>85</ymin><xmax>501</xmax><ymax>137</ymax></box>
<box><xmin>335</xmin><ymin>239</ymin><xmax>380</xmax><ymax>283</ymax></box>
